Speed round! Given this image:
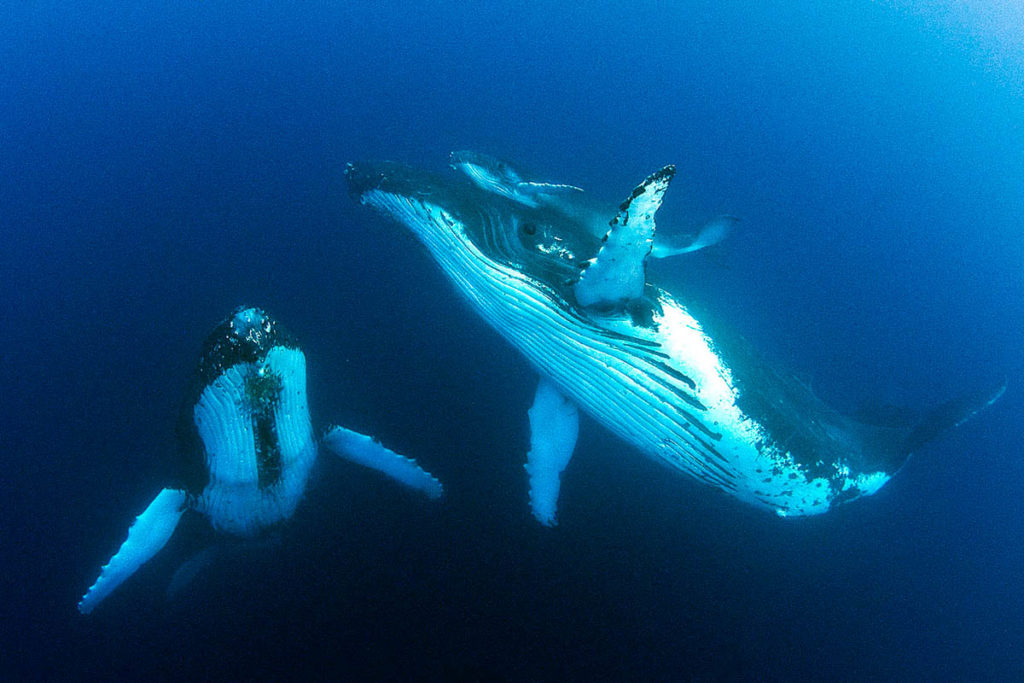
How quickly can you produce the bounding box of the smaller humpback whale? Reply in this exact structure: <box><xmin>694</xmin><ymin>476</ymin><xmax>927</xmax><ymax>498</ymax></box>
<box><xmin>78</xmin><ymin>307</ymin><xmax>443</xmax><ymax>614</ymax></box>
<box><xmin>346</xmin><ymin>155</ymin><xmax>1005</xmax><ymax>523</ymax></box>
<box><xmin>449</xmin><ymin>150</ymin><xmax>738</xmax><ymax>258</ymax></box>
<box><xmin>449</xmin><ymin>149</ymin><xmax>584</xmax><ymax>208</ymax></box>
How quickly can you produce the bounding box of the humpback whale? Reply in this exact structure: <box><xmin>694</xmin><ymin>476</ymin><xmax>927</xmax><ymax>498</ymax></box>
<box><xmin>449</xmin><ymin>150</ymin><xmax>738</xmax><ymax>258</ymax></box>
<box><xmin>346</xmin><ymin>156</ymin><xmax>1005</xmax><ymax>525</ymax></box>
<box><xmin>79</xmin><ymin>307</ymin><xmax>443</xmax><ymax>614</ymax></box>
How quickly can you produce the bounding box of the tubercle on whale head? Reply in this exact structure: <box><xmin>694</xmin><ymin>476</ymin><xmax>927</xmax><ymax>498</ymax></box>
<box><xmin>229</xmin><ymin>307</ymin><xmax>273</xmax><ymax>346</ymax></box>
<box><xmin>191</xmin><ymin>306</ymin><xmax>299</xmax><ymax>397</ymax></box>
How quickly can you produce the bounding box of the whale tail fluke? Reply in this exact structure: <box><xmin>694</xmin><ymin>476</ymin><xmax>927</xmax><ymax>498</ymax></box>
<box><xmin>897</xmin><ymin>377</ymin><xmax>1007</xmax><ymax>460</ymax></box>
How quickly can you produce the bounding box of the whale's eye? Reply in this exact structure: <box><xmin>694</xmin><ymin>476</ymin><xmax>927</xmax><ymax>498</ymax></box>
<box><xmin>521</xmin><ymin>222</ymin><xmax>537</xmax><ymax>236</ymax></box>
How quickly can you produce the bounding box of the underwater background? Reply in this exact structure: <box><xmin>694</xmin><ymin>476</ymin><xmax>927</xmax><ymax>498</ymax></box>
<box><xmin>3</xmin><ymin>1</ymin><xmax>1023</xmax><ymax>680</ymax></box>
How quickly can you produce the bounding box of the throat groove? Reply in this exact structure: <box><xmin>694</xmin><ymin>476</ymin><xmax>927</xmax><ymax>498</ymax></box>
<box><xmin>254</xmin><ymin>412</ymin><xmax>281</xmax><ymax>489</ymax></box>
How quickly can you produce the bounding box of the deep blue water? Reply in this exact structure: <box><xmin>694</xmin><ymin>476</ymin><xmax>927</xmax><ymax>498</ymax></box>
<box><xmin>3</xmin><ymin>2</ymin><xmax>1023</xmax><ymax>680</ymax></box>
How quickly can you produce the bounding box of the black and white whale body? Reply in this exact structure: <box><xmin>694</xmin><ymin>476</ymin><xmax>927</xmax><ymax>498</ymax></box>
<box><xmin>346</xmin><ymin>157</ymin><xmax>1005</xmax><ymax>525</ymax></box>
<box><xmin>79</xmin><ymin>307</ymin><xmax>443</xmax><ymax>614</ymax></box>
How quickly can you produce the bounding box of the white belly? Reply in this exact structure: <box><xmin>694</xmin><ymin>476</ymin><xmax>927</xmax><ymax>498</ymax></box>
<box><xmin>193</xmin><ymin>346</ymin><xmax>317</xmax><ymax>535</ymax></box>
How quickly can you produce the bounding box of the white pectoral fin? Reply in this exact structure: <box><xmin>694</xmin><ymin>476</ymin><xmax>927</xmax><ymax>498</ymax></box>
<box><xmin>574</xmin><ymin>165</ymin><xmax>675</xmax><ymax>308</ymax></box>
<box><xmin>525</xmin><ymin>378</ymin><xmax>579</xmax><ymax>526</ymax></box>
<box><xmin>79</xmin><ymin>488</ymin><xmax>188</xmax><ymax>614</ymax></box>
<box><xmin>323</xmin><ymin>426</ymin><xmax>443</xmax><ymax>500</ymax></box>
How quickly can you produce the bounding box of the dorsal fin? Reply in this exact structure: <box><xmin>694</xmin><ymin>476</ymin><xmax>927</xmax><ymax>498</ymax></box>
<box><xmin>573</xmin><ymin>165</ymin><xmax>675</xmax><ymax>309</ymax></box>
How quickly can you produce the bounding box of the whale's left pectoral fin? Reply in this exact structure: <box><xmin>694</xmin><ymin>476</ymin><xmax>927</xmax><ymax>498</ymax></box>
<box><xmin>651</xmin><ymin>215</ymin><xmax>739</xmax><ymax>258</ymax></box>
<box><xmin>165</xmin><ymin>545</ymin><xmax>220</xmax><ymax>602</ymax></box>
<box><xmin>525</xmin><ymin>378</ymin><xmax>580</xmax><ymax>526</ymax></box>
<box><xmin>79</xmin><ymin>487</ymin><xmax>188</xmax><ymax>614</ymax></box>
<box><xmin>574</xmin><ymin>165</ymin><xmax>675</xmax><ymax>309</ymax></box>
<box><xmin>323</xmin><ymin>426</ymin><xmax>443</xmax><ymax>500</ymax></box>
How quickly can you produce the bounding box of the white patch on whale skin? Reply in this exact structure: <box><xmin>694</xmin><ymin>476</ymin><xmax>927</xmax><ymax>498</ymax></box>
<box><xmin>601</xmin><ymin>297</ymin><xmax>832</xmax><ymax>514</ymax></box>
<box><xmin>845</xmin><ymin>471</ymin><xmax>890</xmax><ymax>497</ymax></box>
<box><xmin>194</xmin><ymin>346</ymin><xmax>316</xmax><ymax>536</ymax></box>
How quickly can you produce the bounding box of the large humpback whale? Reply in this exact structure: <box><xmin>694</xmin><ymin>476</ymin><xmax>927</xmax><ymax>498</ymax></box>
<box><xmin>79</xmin><ymin>306</ymin><xmax>443</xmax><ymax>613</ymax></box>
<box><xmin>346</xmin><ymin>157</ymin><xmax>1004</xmax><ymax>524</ymax></box>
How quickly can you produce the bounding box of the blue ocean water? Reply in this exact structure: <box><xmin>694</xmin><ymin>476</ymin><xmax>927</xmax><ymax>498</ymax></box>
<box><xmin>2</xmin><ymin>1</ymin><xmax>1022</xmax><ymax>679</ymax></box>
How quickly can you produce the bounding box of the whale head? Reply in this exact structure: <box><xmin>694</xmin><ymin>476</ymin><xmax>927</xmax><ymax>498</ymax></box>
<box><xmin>176</xmin><ymin>306</ymin><xmax>312</xmax><ymax>516</ymax></box>
<box><xmin>194</xmin><ymin>307</ymin><xmax>297</xmax><ymax>385</ymax></box>
<box><xmin>346</xmin><ymin>161</ymin><xmax>600</xmax><ymax>307</ymax></box>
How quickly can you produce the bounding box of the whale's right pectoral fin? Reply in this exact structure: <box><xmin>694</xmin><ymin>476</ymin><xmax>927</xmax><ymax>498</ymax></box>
<box><xmin>525</xmin><ymin>378</ymin><xmax>580</xmax><ymax>526</ymax></box>
<box><xmin>79</xmin><ymin>487</ymin><xmax>188</xmax><ymax>614</ymax></box>
<box><xmin>323</xmin><ymin>426</ymin><xmax>444</xmax><ymax>500</ymax></box>
<box><xmin>574</xmin><ymin>166</ymin><xmax>675</xmax><ymax>309</ymax></box>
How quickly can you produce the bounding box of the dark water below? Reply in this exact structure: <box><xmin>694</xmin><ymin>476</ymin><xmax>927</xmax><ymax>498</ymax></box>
<box><xmin>3</xmin><ymin>2</ymin><xmax>1022</xmax><ymax>680</ymax></box>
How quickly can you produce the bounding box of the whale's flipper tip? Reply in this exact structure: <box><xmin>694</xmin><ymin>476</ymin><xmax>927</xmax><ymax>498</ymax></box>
<box><xmin>574</xmin><ymin>166</ymin><xmax>676</xmax><ymax>309</ymax></box>
<box><xmin>898</xmin><ymin>377</ymin><xmax>1007</xmax><ymax>459</ymax></box>
<box><xmin>525</xmin><ymin>379</ymin><xmax>580</xmax><ymax>526</ymax></box>
<box><xmin>79</xmin><ymin>488</ymin><xmax>188</xmax><ymax>614</ymax></box>
<box><xmin>323</xmin><ymin>426</ymin><xmax>444</xmax><ymax>500</ymax></box>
